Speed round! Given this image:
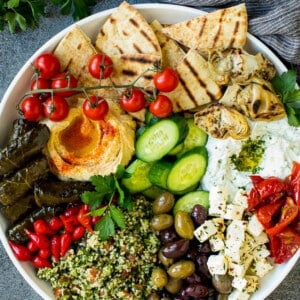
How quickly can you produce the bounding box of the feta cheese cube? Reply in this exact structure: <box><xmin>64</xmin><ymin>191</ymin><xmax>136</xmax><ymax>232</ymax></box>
<box><xmin>224</xmin><ymin>242</ymin><xmax>243</xmax><ymax>263</ymax></box>
<box><xmin>232</xmin><ymin>277</ymin><xmax>247</xmax><ymax>291</ymax></box>
<box><xmin>209</xmin><ymin>232</ymin><xmax>225</xmax><ymax>252</ymax></box>
<box><xmin>212</xmin><ymin>217</ymin><xmax>226</xmax><ymax>232</ymax></box>
<box><xmin>207</xmin><ymin>254</ymin><xmax>228</xmax><ymax>275</ymax></box>
<box><xmin>208</xmin><ymin>185</ymin><xmax>228</xmax><ymax>217</ymax></box>
<box><xmin>251</xmin><ymin>258</ymin><xmax>273</xmax><ymax>277</ymax></box>
<box><xmin>194</xmin><ymin>220</ymin><xmax>218</xmax><ymax>242</ymax></box>
<box><xmin>253</xmin><ymin>231</ymin><xmax>269</xmax><ymax>245</ymax></box>
<box><xmin>232</xmin><ymin>189</ymin><xmax>248</xmax><ymax>208</ymax></box>
<box><xmin>244</xmin><ymin>275</ymin><xmax>259</xmax><ymax>293</ymax></box>
<box><xmin>224</xmin><ymin>204</ymin><xmax>245</xmax><ymax>220</ymax></box>
<box><xmin>228</xmin><ymin>289</ymin><xmax>250</xmax><ymax>300</ymax></box>
<box><xmin>228</xmin><ymin>261</ymin><xmax>247</xmax><ymax>277</ymax></box>
<box><xmin>244</xmin><ymin>233</ymin><xmax>258</xmax><ymax>252</ymax></box>
<box><xmin>226</xmin><ymin>220</ymin><xmax>247</xmax><ymax>242</ymax></box>
<box><xmin>253</xmin><ymin>244</ymin><xmax>270</xmax><ymax>261</ymax></box>
<box><xmin>247</xmin><ymin>214</ymin><xmax>264</xmax><ymax>237</ymax></box>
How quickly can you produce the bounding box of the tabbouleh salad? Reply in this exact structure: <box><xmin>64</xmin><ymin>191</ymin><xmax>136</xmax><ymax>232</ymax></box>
<box><xmin>37</xmin><ymin>197</ymin><xmax>161</xmax><ymax>299</ymax></box>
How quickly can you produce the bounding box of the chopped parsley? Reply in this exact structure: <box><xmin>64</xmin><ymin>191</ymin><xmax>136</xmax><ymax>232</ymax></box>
<box><xmin>230</xmin><ymin>138</ymin><xmax>265</xmax><ymax>173</ymax></box>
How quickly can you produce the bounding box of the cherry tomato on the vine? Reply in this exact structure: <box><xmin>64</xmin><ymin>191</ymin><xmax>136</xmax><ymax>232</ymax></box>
<box><xmin>20</xmin><ymin>96</ymin><xmax>44</xmax><ymax>122</ymax></box>
<box><xmin>88</xmin><ymin>53</ymin><xmax>113</xmax><ymax>79</ymax></box>
<box><xmin>30</xmin><ymin>77</ymin><xmax>50</xmax><ymax>91</ymax></box>
<box><xmin>43</xmin><ymin>95</ymin><xmax>69</xmax><ymax>122</ymax></box>
<box><xmin>149</xmin><ymin>94</ymin><xmax>173</xmax><ymax>118</ymax></box>
<box><xmin>120</xmin><ymin>88</ymin><xmax>146</xmax><ymax>112</ymax></box>
<box><xmin>33</xmin><ymin>53</ymin><xmax>60</xmax><ymax>79</ymax></box>
<box><xmin>83</xmin><ymin>95</ymin><xmax>109</xmax><ymax>120</ymax></box>
<box><xmin>51</xmin><ymin>72</ymin><xmax>78</xmax><ymax>97</ymax></box>
<box><xmin>153</xmin><ymin>68</ymin><xmax>179</xmax><ymax>92</ymax></box>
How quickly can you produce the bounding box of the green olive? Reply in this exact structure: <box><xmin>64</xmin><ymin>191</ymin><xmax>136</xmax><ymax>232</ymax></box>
<box><xmin>167</xmin><ymin>260</ymin><xmax>195</xmax><ymax>279</ymax></box>
<box><xmin>151</xmin><ymin>267</ymin><xmax>168</xmax><ymax>288</ymax></box>
<box><xmin>147</xmin><ymin>293</ymin><xmax>160</xmax><ymax>300</ymax></box>
<box><xmin>174</xmin><ymin>211</ymin><xmax>195</xmax><ymax>240</ymax></box>
<box><xmin>158</xmin><ymin>248</ymin><xmax>174</xmax><ymax>267</ymax></box>
<box><xmin>165</xmin><ymin>277</ymin><xmax>183</xmax><ymax>294</ymax></box>
<box><xmin>150</xmin><ymin>214</ymin><xmax>174</xmax><ymax>231</ymax></box>
<box><xmin>153</xmin><ymin>192</ymin><xmax>175</xmax><ymax>215</ymax></box>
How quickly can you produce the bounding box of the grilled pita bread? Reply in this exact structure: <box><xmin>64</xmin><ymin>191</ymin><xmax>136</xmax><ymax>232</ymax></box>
<box><xmin>95</xmin><ymin>1</ymin><xmax>161</xmax><ymax>57</ymax></box>
<box><xmin>150</xmin><ymin>20</ymin><xmax>185</xmax><ymax>69</ymax></box>
<box><xmin>167</xmin><ymin>49</ymin><xmax>223</xmax><ymax>112</ymax></box>
<box><xmin>162</xmin><ymin>4</ymin><xmax>248</xmax><ymax>55</ymax></box>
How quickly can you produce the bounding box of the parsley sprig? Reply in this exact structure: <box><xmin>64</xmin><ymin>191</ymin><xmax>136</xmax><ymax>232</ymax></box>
<box><xmin>80</xmin><ymin>166</ymin><xmax>133</xmax><ymax>241</ymax></box>
<box><xmin>271</xmin><ymin>70</ymin><xmax>300</xmax><ymax>126</ymax></box>
<box><xmin>1</xmin><ymin>0</ymin><xmax>96</xmax><ymax>33</ymax></box>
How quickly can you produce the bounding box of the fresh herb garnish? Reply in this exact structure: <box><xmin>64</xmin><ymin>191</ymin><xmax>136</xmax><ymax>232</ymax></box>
<box><xmin>271</xmin><ymin>70</ymin><xmax>300</xmax><ymax>126</ymax></box>
<box><xmin>1</xmin><ymin>0</ymin><xmax>96</xmax><ymax>33</ymax></box>
<box><xmin>80</xmin><ymin>165</ymin><xmax>132</xmax><ymax>241</ymax></box>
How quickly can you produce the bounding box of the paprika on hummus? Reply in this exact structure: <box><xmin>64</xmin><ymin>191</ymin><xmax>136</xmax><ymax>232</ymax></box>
<box><xmin>44</xmin><ymin>101</ymin><xmax>136</xmax><ymax>181</ymax></box>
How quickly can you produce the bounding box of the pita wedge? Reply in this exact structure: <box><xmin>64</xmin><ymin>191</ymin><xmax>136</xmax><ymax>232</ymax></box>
<box><xmin>53</xmin><ymin>26</ymin><xmax>100</xmax><ymax>87</ymax></box>
<box><xmin>167</xmin><ymin>49</ymin><xmax>223</xmax><ymax>112</ymax></box>
<box><xmin>150</xmin><ymin>20</ymin><xmax>185</xmax><ymax>69</ymax></box>
<box><xmin>95</xmin><ymin>1</ymin><xmax>161</xmax><ymax>57</ymax></box>
<box><xmin>162</xmin><ymin>4</ymin><xmax>248</xmax><ymax>55</ymax></box>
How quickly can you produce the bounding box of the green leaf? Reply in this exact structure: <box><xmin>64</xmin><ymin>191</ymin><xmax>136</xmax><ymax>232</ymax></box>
<box><xmin>90</xmin><ymin>174</ymin><xmax>115</xmax><ymax>193</ymax></box>
<box><xmin>7</xmin><ymin>0</ymin><xmax>20</xmax><ymax>9</ymax></box>
<box><xmin>81</xmin><ymin>190</ymin><xmax>106</xmax><ymax>210</ymax></box>
<box><xmin>72</xmin><ymin>0</ymin><xmax>91</xmax><ymax>20</ymax></box>
<box><xmin>95</xmin><ymin>213</ymin><xmax>115</xmax><ymax>241</ymax></box>
<box><xmin>90</xmin><ymin>205</ymin><xmax>107</xmax><ymax>217</ymax></box>
<box><xmin>110</xmin><ymin>206</ymin><xmax>125</xmax><ymax>229</ymax></box>
<box><xmin>285</xmin><ymin>89</ymin><xmax>300</xmax><ymax>104</ymax></box>
<box><xmin>59</xmin><ymin>0</ymin><xmax>72</xmax><ymax>16</ymax></box>
<box><xmin>285</xmin><ymin>105</ymin><xmax>300</xmax><ymax>126</ymax></box>
<box><xmin>4</xmin><ymin>11</ymin><xmax>26</xmax><ymax>33</ymax></box>
<box><xmin>26</xmin><ymin>0</ymin><xmax>46</xmax><ymax>21</ymax></box>
<box><xmin>271</xmin><ymin>70</ymin><xmax>297</xmax><ymax>97</ymax></box>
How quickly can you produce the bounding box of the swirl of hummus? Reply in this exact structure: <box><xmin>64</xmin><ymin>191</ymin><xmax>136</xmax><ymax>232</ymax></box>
<box><xmin>44</xmin><ymin>102</ymin><xmax>136</xmax><ymax>181</ymax></box>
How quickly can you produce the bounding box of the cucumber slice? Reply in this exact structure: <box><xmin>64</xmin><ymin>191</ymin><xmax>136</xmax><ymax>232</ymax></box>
<box><xmin>177</xmin><ymin>118</ymin><xmax>208</xmax><ymax>156</ymax></box>
<box><xmin>173</xmin><ymin>190</ymin><xmax>209</xmax><ymax>215</ymax></box>
<box><xmin>167</xmin><ymin>146</ymin><xmax>208</xmax><ymax>194</ymax></box>
<box><xmin>142</xmin><ymin>186</ymin><xmax>166</xmax><ymax>200</ymax></box>
<box><xmin>121</xmin><ymin>159</ymin><xmax>153</xmax><ymax>193</ymax></box>
<box><xmin>148</xmin><ymin>160</ymin><xmax>173</xmax><ymax>189</ymax></box>
<box><xmin>136</xmin><ymin>115</ymin><xmax>188</xmax><ymax>162</ymax></box>
<box><xmin>168</xmin><ymin>142</ymin><xmax>184</xmax><ymax>156</ymax></box>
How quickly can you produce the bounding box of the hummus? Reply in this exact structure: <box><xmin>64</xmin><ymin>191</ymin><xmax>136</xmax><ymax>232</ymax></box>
<box><xmin>44</xmin><ymin>101</ymin><xmax>136</xmax><ymax>181</ymax></box>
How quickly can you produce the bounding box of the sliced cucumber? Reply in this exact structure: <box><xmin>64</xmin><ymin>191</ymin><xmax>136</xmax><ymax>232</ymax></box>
<box><xmin>168</xmin><ymin>142</ymin><xmax>184</xmax><ymax>156</ymax></box>
<box><xmin>142</xmin><ymin>185</ymin><xmax>166</xmax><ymax>200</ymax></box>
<box><xmin>121</xmin><ymin>159</ymin><xmax>153</xmax><ymax>193</ymax></box>
<box><xmin>167</xmin><ymin>146</ymin><xmax>208</xmax><ymax>194</ymax></box>
<box><xmin>135</xmin><ymin>115</ymin><xmax>188</xmax><ymax>162</ymax></box>
<box><xmin>173</xmin><ymin>190</ymin><xmax>209</xmax><ymax>215</ymax></box>
<box><xmin>177</xmin><ymin>118</ymin><xmax>208</xmax><ymax>156</ymax></box>
<box><xmin>148</xmin><ymin>160</ymin><xmax>173</xmax><ymax>189</ymax></box>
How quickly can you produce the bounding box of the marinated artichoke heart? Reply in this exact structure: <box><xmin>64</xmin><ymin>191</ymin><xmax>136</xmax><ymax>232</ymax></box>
<box><xmin>194</xmin><ymin>103</ymin><xmax>250</xmax><ymax>140</ymax></box>
<box><xmin>45</xmin><ymin>101</ymin><xmax>136</xmax><ymax>181</ymax></box>
<box><xmin>208</xmin><ymin>48</ymin><xmax>276</xmax><ymax>85</ymax></box>
<box><xmin>220</xmin><ymin>77</ymin><xmax>286</xmax><ymax>121</ymax></box>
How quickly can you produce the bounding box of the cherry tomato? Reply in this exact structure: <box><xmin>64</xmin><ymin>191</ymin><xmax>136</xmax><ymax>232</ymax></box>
<box><xmin>120</xmin><ymin>88</ymin><xmax>146</xmax><ymax>112</ymax></box>
<box><xmin>33</xmin><ymin>219</ymin><xmax>54</xmax><ymax>235</ymax></box>
<box><xmin>9</xmin><ymin>241</ymin><xmax>31</xmax><ymax>261</ymax></box>
<box><xmin>82</xmin><ymin>95</ymin><xmax>109</xmax><ymax>120</ymax></box>
<box><xmin>51</xmin><ymin>72</ymin><xmax>78</xmax><ymax>97</ymax></box>
<box><xmin>253</xmin><ymin>177</ymin><xmax>287</xmax><ymax>201</ymax></box>
<box><xmin>48</xmin><ymin>216</ymin><xmax>63</xmax><ymax>232</ymax></box>
<box><xmin>60</xmin><ymin>232</ymin><xmax>73</xmax><ymax>257</ymax></box>
<box><xmin>256</xmin><ymin>201</ymin><xmax>283</xmax><ymax>229</ymax></box>
<box><xmin>43</xmin><ymin>95</ymin><xmax>69</xmax><ymax>121</ymax></box>
<box><xmin>30</xmin><ymin>77</ymin><xmax>50</xmax><ymax>92</ymax></box>
<box><xmin>153</xmin><ymin>68</ymin><xmax>179</xmax><ymax>92</ymax></box>
<box><xmin>32</xmin><ymin>255</ymin><xmax>52</xmax><ymax>268</ymax></box>
<box><xmin>51</xmin><ymin>235</ymin><xmax>61</xmax><ymax>262</ymax></box>
<box><xmin>33</xmin><ymin>53</ymin><xmax>60</xmax><ymax>79</ymax></box>
<box><xmin>149</xmin><ymin>95</ymin><xmax>173</xmax><ymax>118</ymax></box>
<box><xmin>88</xmin><ymin>53</ymin><xmax>113</xmax><ymax>79</ymax></box>
<box><xmin>289</xmin><ymin>161</ymin><xmax>300</xmax><ymax>205</ymax></box>
<box><xmin>20</xmin><ymin>96</ymin><xmax>44</xmax><ymax>122</ymax></box>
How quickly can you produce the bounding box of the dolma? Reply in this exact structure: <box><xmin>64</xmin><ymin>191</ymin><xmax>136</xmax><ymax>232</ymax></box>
<box><xmin>34</xmin><ymin>179</ymin><xmax>94</xmax><ymax>206</ymax></box>
<box><xmin>8</xmin><ymin>206</ymin><xmax>65</xmax><ymax>244</ymax></box>
<box><xmin>0</xmin><ymin>122</ymin><xmax>50</xmax><ymax>177</ymax></box>
<box><xmin>0</xmin><ymin>156</ymin><xmax>49</xmax><ymax>206</ymax></box>
<box><xmin>7</xmin><ymin>118</ymin><xmax>37</xmax><ymax>142</ymax></box>
<box><xmin>1</xmin><ymin>193</ymin><xmax>36</xmax><ymax>223</ymax></box>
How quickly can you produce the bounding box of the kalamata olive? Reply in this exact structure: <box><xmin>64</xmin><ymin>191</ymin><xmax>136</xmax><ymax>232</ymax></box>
<box><xmin>196</xmin><ymin>255</ymin><xmax>211</xmax><ymax>278</ymax></box>
<box><xmin>185</xmin><ymin>283</ymin><xmax>209</xmax><ymax>298</ymax></box>
<box><xmin>176</xmin><ymin>288</ymin><xmax>190</xmax><ymax>300</ymax></box>
<box><xmin>158</xmin><ymin>248</ymin><xmax>174</xmax><ymax>267</ymax></box>
<box><xmin>151</xmin><ymin>267</ymin><xmax>168</xmax><ymax>288</ymax></box>
<box><xmin>165</xmin><ymin>277</ymin><xmax>183</xmax><ymax>294</ymax></box>
<box><xmin>153</xmin><ymin>192</ymin><xmax>175</xmax><ymax>215</ymax></box>
<box><xmin>197</xmin><ymin>241</ymin><xmax>212</xmax><ymax>254</ymax></box>
<box><xmin>150</xmin><ymin>214</ymin><xmax>174</xmax><ymax>231</ymax></box>
<box><xmin>162</xmin><ymin>239</ymin><xmax>190</xmax><ymax>259</ymax></box>
<box><xmin>191</xmin><ymin>204</ymin><xmax>207</xmax><ymax>225</ymax></box>
<box><xmin>147</xmin><ymin>293</ymin><xmax>160</xmax><ymax>300</ymax></box>
<box><xmin>212</xmin><ymin>274</ymin><xmax>233</xmax><ymax>294</ymax></box>
<box><xmin>174</xmin><ymin>211</ymin><xmax>195</xmax><ymax>240</ymax></box>
<box><xmin>167</xmin><ymin>260</ymin><xmax>195</xmax><ymax>279</ymax></box>
<box><xmin>186</xmin><ymin>272</ymin><xmax>202</xmax><ymax>284</ymax></box>
<box><xmin>159</xmin><ymin>227</ymin><xmax>178</xmax><ymax>244</ymax></box>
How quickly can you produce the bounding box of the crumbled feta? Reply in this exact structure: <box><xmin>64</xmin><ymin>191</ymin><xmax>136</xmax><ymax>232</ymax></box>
<box><xmin>194</xmin><ymin>220</ymin><xmax>218</xmax><ymax>242</ymax></box>
<box><xmin>253</xmin><ymin>244</ymin><xmax>270</xmax><ymax>261</ymax></box>
<box><xmin>224</xmin><ymin>204</ymin><xmax>245</xmax><ymax>220</ymax></box>
<box><xmin>207</xmin><ymin>254</ymin><xmax>228</xmax><ymax>275</ymax></box>
<box><xmin>209</xmin><ymin>232</ymin><xmax>225</xmax><ymax>252</ymax></box>
<box><xmin>232</xmin><ymin>189</ymin><xmax>248</xmax><ymax>208</ymax></box>
<box><xmin>251</xmin><ymin>258</ymin><xmax>274</xmax><ymax>277</ymax></box>
<box><xmin>208</xmin><ymin>185</ymin><xmax>228</xmax><ymax>217</ymax></box>
<box><xmin>247</xmin><ymin>214</ymin><xmax>264</xmax><ymax>237</ymax></box>
<box><xmin>232</xmin><ymin>277</ymin><xmax>247</xmax><ymax>291</ymax></box>
<box><xmin>212</xmin><ymin>217</ymin><xmax>226</xmax><ymax>232</ymax></box>
<box><xmin>253</xmin><ymin>231</ymin><xmax>269</xmax><ymax>245</ymax></box>
<box><xmin>226</xmin><ymin>220</ymin><xmax>247</xmax><ymax>242</ymax></box>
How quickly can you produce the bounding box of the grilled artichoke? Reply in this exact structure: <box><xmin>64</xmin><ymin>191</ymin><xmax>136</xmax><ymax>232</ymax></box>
<box><xmin>194</xmin><ymin>103</ymin><xmax>250</xmax><ymax>140</ymax></box>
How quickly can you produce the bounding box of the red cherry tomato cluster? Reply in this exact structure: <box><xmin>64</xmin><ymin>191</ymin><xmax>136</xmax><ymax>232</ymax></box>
<box><xmin>9</xmin><ymin>203</ymin><xmax>94</xmax><ymax>268</ymax></box>
<box><xmin>247</xmin><ymin>161</ymin><xmax>300</xmax><ymax>264</ymax></box>
<box><xmin>20</xmin><ymin>53</ymin><xmax>79</xmax><ymax>122</ymax></box>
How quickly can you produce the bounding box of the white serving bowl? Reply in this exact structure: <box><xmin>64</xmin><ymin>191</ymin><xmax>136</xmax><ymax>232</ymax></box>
<box><xmin>0</xmin><ymin>3</ymin><xmax>299</xmax><ymax>300</ymax></box>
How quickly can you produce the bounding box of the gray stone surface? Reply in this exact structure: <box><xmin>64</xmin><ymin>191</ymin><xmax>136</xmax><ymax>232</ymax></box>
<box><xmin>0</xmin><ymin>1</ymin><xmax>299</xmax><ymax>299</ymax></box>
